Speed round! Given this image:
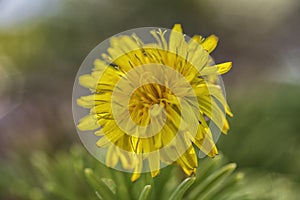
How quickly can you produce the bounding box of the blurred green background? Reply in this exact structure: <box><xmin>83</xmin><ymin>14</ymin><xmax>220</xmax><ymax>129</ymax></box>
<box><xmin>0</xmin><ymin>0</ymin><xmax>300</xmax><ymax>199</ymax></box>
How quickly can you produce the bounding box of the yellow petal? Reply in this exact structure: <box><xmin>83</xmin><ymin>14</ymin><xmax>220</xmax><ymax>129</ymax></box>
<box><xmin>216</xmin><ymin>62</ymin><xmax>232</xmax><ymax>74</ymax></box>
<box><xmin>172</xmin><ymin>24</ymin><xmax>183</xmax><ymax>33</ymax></box>
<box><xmin>77</xmin><ymin>94</ymin><xmax>110</xmax><ymax>109</ymax></box>
<box><xmin>131</xmin><ymin>154</ymin><xmax>143</xmax><ymax>182</ymax></box>
<box><xmin>130</xmin><ymin>136</ymin><xmax>143</xmax><ymax>153</ymax></box>
<box><xmin>225</xmin><ymin>105</ymin><xmax>233</xmax><ymax>117</ymax></box>
<box><xmin>201</xmin><ymin>35</ymin><xmax>218</xmax><ymax>53</ymax></box>
<box><xmin>77</xmin><ymin>115</ymin><xmax>100</xmax><ymax>131</ymax></box>
<box><xmin>131</xmin><ymin>173</ymin><xmax>140</xmax><ymax>182</ymax></box>
<box><xmin>187</xmin><ymin>39</ymin><xmax>209</xmax><ymax>71</ymax></box>
<box><xmin>93</xmin><ymin>59</ymin><xmax>107</xmax><ymax>71</ymax></box>
<box><xmin>119</xmin><ymin>150</ymin><xmax>134</xmax><ymax>169</ymax></box>
<box><xmin>106</xmin><ymin>145</ymin><xmax>118</xmax><ymax>168</ymax></box>
<box><xmin>205</xmin><ymin>84</ymin><xmax>234</xmax><ymax>118</ymax></box>
<box><xmin>198</xmin><ymin>95</ymin><xmax>228</xmax><ymax>133</ymax></box>
<box><xmin>99</xmin><ymin>66</ymin><xmax>123</xmax><ymax>85</ymax></box>
<box><xmin>176</xmin><ymin>146</ymin><xmax>198</xmax><ymax>176</ymax></box>
<box><xmin>96</xmin><ymin>136</ymin><xmax>110</xmax><ymax>147</ymax></box>
<box><xmin>193</xmin><ymin>129</ymin><xmax>218</xmax><ymax>157</ymax></box>
<box><xmin>200</xmin><ymin>62</ymin><xmax>232</xmax><ymax>76</ymax></box>
<box><xmin>79</xmin><ymin>74</ymin><xmax>96</xmax><ymax>89</ymax></box>
<box><xmin>148</xmin><ymin>151</ymin><xmax>160</xmax><ymax>178</ymax></box>
<box><xmin>91</xmin><ymin>103</ymin><xmax>112</xmax><ymax>114</ymax></box>
<box><xmin>169</xmin><ymin>24</ymin><xmax>187</xmax><ymax>57</ymax></box>
<box><xmin>112</xmin><ymin>36</ymin><xmax>140</xmax><ymax>52</ymax></box>
<box><xmin>159</xmin><ymin>124</ymin><xmax>176</xmax><ymax>148</ymax></box>
<box><xmin>191</xmin><ymin>35</ymin><xmax>204</xmax><ymax>43</ymax></box>
<box><xmin>77</xmin><ymin>95</ymin><xmax>95</xmax><ymax>108</ymax></box>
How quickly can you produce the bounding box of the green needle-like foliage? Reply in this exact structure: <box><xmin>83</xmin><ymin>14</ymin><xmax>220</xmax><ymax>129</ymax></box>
<box><xmin>0</xmin><ymin>145</ymin><xmax>299</xmax><ymax>200</ymax></box>
<box><xmin>138</xmin><ymin>185</ymin><xmax>151</xmax><ymax>200</ymax></box>
<box><xmin>168</xmin><ymin>177</ymin><xmax>196</xmax><ymax>200</ymax></box>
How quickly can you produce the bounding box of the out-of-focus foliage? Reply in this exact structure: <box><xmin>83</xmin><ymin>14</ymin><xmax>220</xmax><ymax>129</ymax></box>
<box><xmin>1</xmin><ymin>145</ymin><xmax>299</xmax><ymax>200</ymax></box>
<box><xmin>219</xmin><ymin>83</ymin><xmax>300</xmax><ymax>182</ymax></box>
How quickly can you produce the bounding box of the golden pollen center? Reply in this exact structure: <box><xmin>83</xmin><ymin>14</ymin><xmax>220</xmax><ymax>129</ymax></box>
<box><xmin>128</xmin><ymin>83</ymin><xmax>170</xmax><ymax>126</ymax></box>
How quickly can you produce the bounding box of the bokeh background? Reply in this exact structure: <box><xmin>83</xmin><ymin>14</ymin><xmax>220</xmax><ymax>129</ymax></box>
<box><xmin>0</xmin><ymin>0</ymin><xmax>300</xmax><ymax>199</ymax></box>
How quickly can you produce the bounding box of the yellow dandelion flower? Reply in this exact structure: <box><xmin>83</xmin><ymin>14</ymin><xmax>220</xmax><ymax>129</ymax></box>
<box><xmin>74</xmin><ymin>24</ymin><xmax>233</xmax><ymax>181</ymax></box>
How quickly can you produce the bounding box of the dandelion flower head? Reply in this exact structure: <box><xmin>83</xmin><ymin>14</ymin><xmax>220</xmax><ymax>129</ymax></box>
<box><xmin>73</xmin><ymin>24</ymin><xmax>233</xmax><ymax>181</ymax></box>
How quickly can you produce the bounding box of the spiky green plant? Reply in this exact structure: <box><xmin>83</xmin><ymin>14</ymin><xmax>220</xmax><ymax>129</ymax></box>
<box><xmin>0</xmin><ymin>145</ymin><xmax>299</xmax><ymax>200</ymax></box>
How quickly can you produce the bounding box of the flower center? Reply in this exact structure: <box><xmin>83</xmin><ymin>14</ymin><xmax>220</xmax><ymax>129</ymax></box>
<box><xmin>128</xmin><ymin>83</ymin><xmax>168</xmax><ymax>126</ymax></box>
<box><xmin>149</xmin><ymin>103</ymin><xmax>164</xmax><ymax>117</ymax></box>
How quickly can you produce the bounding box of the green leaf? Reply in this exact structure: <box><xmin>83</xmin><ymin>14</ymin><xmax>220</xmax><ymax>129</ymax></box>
<box><xmin>168</xmin><ymin>177</ymin><xmax>196</xmax><ymax>200</ymax></box>
<box><xmin>112</xmin><ymin>171</ymin><xmax>131</xmax><ymax>200</ymax></box>
<box><xmin>188</xmin><ymin>163</ymin><xmax>237</xmax><ymax>199</ymax></box>
<box><xmin>194</xmin><ymin>155</ymin><xmax>224</xmax><ymax>184</ymax></box>
<box><xmin>84</xmin><ymin>168</ymin><xmax>115</xmax><ymax>200</ymax></box>
<box><xmin>153</xmin><ymin>165</ymin><xmax>179</xmax><ymax>199</ymax></box>
<box><xmin>138</xmin><ymin>185</ymin><xmax>151</xmax><ymax>200</ymax></box>
<box><xmin>208</xmin><ymin>172</ymin><xmax>244</xmax><ymax>200</ymax></box>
